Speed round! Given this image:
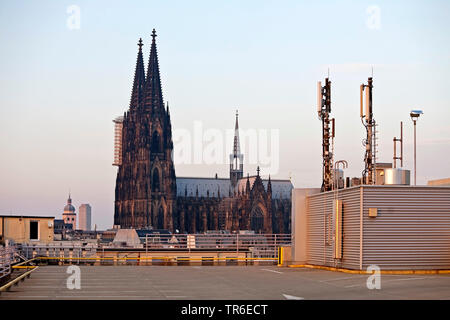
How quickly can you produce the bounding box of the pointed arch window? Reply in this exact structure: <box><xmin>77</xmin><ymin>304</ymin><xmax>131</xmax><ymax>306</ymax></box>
<box><xmin>152</xmin><ymin>168</ymin><xmax>160</xmax><ymax>191</ymax></box>
<box><xmin>157</xmin><ymin>206</ymin><xmax>165</xmax><ymax>229</ymax></box>
<box><xmin>250</xmin><ymin>206</ymin><xmax>264</xmax><ymax>233</ymax></box>
<box><xmin>151</xmin><ymin>130</ymin><xmax>162</xmax><ymax>153</ymax></box>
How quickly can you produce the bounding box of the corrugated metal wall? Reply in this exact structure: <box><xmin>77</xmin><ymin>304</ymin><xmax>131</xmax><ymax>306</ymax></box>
<box><xmin>307</xmin><ymin>187</ymin><xmax>361</xmax><ymax>269</ymax></box>
<box><xmin>306</xmin><ymin>185</ymin><xmax>450</xmax><ymax>270</ymax></box>
<box><xmin>362</xmin><ymin>186</ymin><xmax>450</xmax><ymax>270</ymax></box>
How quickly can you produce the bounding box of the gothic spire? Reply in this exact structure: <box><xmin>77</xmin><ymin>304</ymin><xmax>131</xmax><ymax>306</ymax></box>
<box><xmin>130</xmin><ymin>38</ymin><xmax>146</xmax><ymax>109</ymax></box>
<box><xmin>233</xmin><ymin>110</ymin><xmax>240</xmax><ymax>155</ymax></box>
<box><xmin>230</xmin><ymin>110</ymin><xmax>244</xmax><ymax>186</ymax></box>
<box><xmin>267</xmin><ymin>175</ymin><xmax>272</xmax><ymax>194</ymax></box>
<box><xmin>246</xmin><ymin>173</ymin><xmax>251</xmax><ymax>193</ymax></box>
<box><xmin>144</xmin><ymin>29</ymin><xmax>164</xmax><ymax>113</ymax></box>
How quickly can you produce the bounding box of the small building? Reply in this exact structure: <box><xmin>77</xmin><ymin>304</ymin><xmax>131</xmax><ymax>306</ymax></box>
<box><xmin>54</xmin><ymin>219</ymin><xmax>72</xmax><ymax>232</ymax></box>
<box><xmin>290</xmin><ymin>185</ymin><xmax>450</xmax><ymax>270</ymax></box>
<box><xmin>99</xmin><ymin>229</ymin><xmax>118</xmax><ymax>243</ymax></box>
<box><xmin>428</xmin><ymin>178</ymin><xmax>450</xmax><ymax>187</ymax></box>
<box><xmin>112</xmin><ymin>229</ymin><xmax>142</xmax><ymax>247</ymax></box>
<box><xmin>0</xmin><ymin>215</ymin><xmax>54</xmax><ymax>244</ymax></box>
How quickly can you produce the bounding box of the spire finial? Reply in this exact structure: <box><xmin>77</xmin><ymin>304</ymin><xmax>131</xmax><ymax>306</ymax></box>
<box><xmin>130</xmin><ymin>37</ymin><xmax>146</xmax><ymax>109</ymax></box>
<box><xmin>257</xmin><ymin>166</ymin><xmax>260</xmax><ymax>176</ymax></box>
<box><xmin>143</xmin><ymin>28</ymin><xmax>163</xmax><ymax>111</ymax></box>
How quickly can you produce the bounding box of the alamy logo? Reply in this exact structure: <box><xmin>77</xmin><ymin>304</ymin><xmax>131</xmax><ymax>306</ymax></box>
<box><xmin>366</xmin><ymin>5</ymin><xmax>381</xmax><ymax>30</ymax></box>
<box><xmin>66</xmin><ymin>265</ymin><xmax>81</xmax><ymax>290</ymax></box>
<box><xmin>173</xmin><ymin>122</ymin><xmax>280</xmax><ymax>175</ymax></box>
<box><xmin>66</xmin><ymin>5</ymin><xmax>81</xmax><ymax>30</ymax></box>
<box><xmin>366</xmin><ymin>265</ymin><xmax>381</xmax><ymax>289</ymax></box>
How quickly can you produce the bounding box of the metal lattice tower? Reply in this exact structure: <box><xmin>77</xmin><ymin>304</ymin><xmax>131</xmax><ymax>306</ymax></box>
<box><xmin>317</xmin><ymin>78</ymin><xmax>334</xmax><ymax>192</ymax></box>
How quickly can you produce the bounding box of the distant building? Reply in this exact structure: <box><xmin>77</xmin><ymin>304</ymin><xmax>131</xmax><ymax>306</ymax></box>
<box><xmin>53</xmin><ymin>219</ymin><xmax>72</xmax><ymax>240</ymax></box>
<box><xmin>0</xmin><ymin>215</ymin><xmax>54</xmax><ymax>244</ymax></box>
<box><xmin>428</xmin><ymin>178</ymin><xmax>450</xmax><ymax>186</ymax></box>
<box><xmin>62</xmin><ymin>194</ymin><xmax>76</xmax><ymax>230</ymax></box>
<box><xmin>79</xmin><ymin>204</ymin><xmax>92</xmax><ymax>231</ymax></box>
<box><xmin>54</xmin><ymin>219</ymin><xmax>72</xmax><ymax>232</ymax></box>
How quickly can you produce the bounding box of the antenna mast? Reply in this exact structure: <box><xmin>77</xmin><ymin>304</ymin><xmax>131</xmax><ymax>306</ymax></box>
<box><xmin>318</xmin><ymin>77</ymin><xmax>334</xmax><ymax>192</ymax></box>
<box><xmin>360</xmin><ymin>77</ymin><xmax>376</xmax><ymax>184</ymax></box>
<box><xmin>393</xmin><ymin>121</ymin><xmax>403</xmax><ymax>168</ymax></box>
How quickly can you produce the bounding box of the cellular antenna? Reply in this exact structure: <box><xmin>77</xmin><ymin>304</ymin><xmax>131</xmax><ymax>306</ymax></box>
<box><xmin>317</xmin><ymin>77</ymin><xmax>333</xmax><ymax>192</ymax></box>
<box><xmin>360</xmin><ymin>77</ymin><xmax>376</xmax><ymax>184</ymax></box>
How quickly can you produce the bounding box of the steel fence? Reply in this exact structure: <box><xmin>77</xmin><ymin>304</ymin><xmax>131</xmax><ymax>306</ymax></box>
<box><xmin>19</xmin><ymin>242</ymin><xmax>98</xmax><ymax>261</ymax></box>
<box><xmin>0</xmin><ymin>246</ymin><xmax>16</xmax><ymax>280</ymax></box>
<box><xmin>17</xmin><ymin>234</ymin><xmax>291</xmax><ymax>262</ymax></box>
<box><xmin>143</xmin><ymin>233</ymin><xmax>291</xmax><ymax>258</ymax></box>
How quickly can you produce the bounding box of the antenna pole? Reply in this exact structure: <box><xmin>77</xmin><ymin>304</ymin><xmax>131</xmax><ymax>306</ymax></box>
<box><xmin>393</xmin><ymin>121</ymin><xmax>403</xmax><ymax>169</ymax></box>
<box><xmin>400</xmin><ymin>121</ymin><xmax>403</xmax><ymax>167</ymax></box>
<box><xmin>318</xmin><ymin>78</ymin><xmax>333</xmax><ymax>192</ymax></box>
<box><xmin>394</xmin><ymin>135</ymin><xmax>397</xmax><ymax>169</ymax></box>
<box><xmin>414</xmin><ymin>119</ymin><xmax>417</xmax><ymax>185</ymax></box>
<box><xmin>361</xmin><ymin>77</ymin><xmax>375</xmax><ymax>185</ymax></box>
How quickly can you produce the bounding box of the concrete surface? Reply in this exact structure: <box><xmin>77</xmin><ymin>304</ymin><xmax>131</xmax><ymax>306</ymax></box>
<box><xmin>1</xmin><ymin>265</ymin><xmax>449</xmax><ymax>300</ymax></box>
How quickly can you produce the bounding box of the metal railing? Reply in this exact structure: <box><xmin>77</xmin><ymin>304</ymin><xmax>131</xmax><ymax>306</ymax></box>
<box><xmin>143</xmin><ymin>233</ymin><xmax>291</xmax><ymax>258</ymax></box>
<box><xmin>0</xmin><ymin>246</ymin><xmax>16</xmax><ymax>281</ymax></box>
<box><xmin>19</xmin><ymin>242</ymin><xmax>98</xmax><ymax>261</ymax></box>
<box><xmin>16</xmin><ymin>234</ymin><xmax>291</xmax><ymax>263</ymax></box>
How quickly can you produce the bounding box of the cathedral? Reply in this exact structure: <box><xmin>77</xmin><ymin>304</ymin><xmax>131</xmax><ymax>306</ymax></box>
<box><xmin>113</xmin><ymin>30</ymin><xmax>292</xmax><ymax>234</ymax></box>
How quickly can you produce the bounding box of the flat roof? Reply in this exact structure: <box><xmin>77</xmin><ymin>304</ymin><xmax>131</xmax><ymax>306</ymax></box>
<box><xmin>1</xmin><ymin>265</ymin><xmax>448</xmax><ymax>300</ymax></box>
<box><xmin>428</xmin><ymin>178</ymin><xmax>450</xmax><ymax>186</ymax></box>
<box><xmin>306</xmin><ymin>184</ymin><xmax>450</xmax><ymax>198</ymax></box>
<box><xmin>0</xmin><ymin>215</ymin><xmax>55</xmax><ymax>219</ymax></box>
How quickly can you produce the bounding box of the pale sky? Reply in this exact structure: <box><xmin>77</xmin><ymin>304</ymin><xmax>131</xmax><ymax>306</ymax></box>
<box><xmin>1</xmin><ymin>0</ymin><xmax>449</xmax><ymax>229</ymax></box>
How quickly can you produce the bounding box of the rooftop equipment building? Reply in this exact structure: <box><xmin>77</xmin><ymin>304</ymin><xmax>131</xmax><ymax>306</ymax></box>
<box><xmin>291</xmin><ymin>185</ymin><xmax>450</xmax><ymax>270</ymax></box>
<box><xmin>289</xmin><ymin>77</ymin><xmax>450</xmax><ymax>271</ymax></box>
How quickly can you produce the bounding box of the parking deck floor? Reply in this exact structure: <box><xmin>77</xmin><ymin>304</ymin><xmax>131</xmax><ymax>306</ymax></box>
<box><xmin>1</xmin><ymin>265</ymin><xmax>449</xmax><ymax>300</ymax></box>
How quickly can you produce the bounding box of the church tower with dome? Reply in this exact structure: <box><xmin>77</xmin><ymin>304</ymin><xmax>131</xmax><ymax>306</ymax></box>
<box><xmin>62</xmin><ymin>194</ymin><xmax>77</xmax><ymax>230</ymax></box>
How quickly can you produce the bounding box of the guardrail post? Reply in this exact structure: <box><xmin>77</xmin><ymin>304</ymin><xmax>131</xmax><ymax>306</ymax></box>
<box><xmin>274</xmin><ymin>234</ymin><xmax>277</xmax><ymax>259</ymax></box>
<box><xmin>236</xmin><ymin>233</ymin><xmax>239</xmax><ymax>255</ymax></box>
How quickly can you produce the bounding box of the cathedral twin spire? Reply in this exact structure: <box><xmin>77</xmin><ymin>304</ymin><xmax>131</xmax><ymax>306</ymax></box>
<box><xmin>129</xmin><ymin>29</ymin><xmax>165</xmax><ymax>114</ymax></box>
<box><xmin>129</xmin><ymin>38</ymin><xmax>145</xmax><ymax>109</ymax></box>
